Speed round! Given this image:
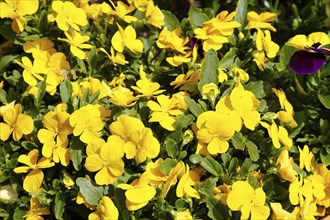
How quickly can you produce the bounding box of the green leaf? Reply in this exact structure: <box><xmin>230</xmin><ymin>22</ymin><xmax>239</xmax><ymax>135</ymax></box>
<box><xmin>201</xmin><ymin>157</ymin><xmax>222</xmax><ymax>176</ymax></box>
<box><xmin>0</xmin><ymin>55</ymin><xmax>19</xmax><ymax>73</ymax></box>
<box><xmin>275</xmin><ymin>45</ymin><xmax>295</xmax><ymax>71</ymax></box>
<box><xmin>318</xmin><ymin>86</ymin><xmax>330</xmax><ymax>109</ymax></box>
<box><xmin>245</xmin><ymin>80</ymin><xmax>272</xmax><ymax>99</ymax></box>
<box><xmin>162</xmin><ymin>10</ymin><xmax>180</xmax><ymax>31</ymax></box>
<box><xmin>228</xmin><ymin>158</ymin><xmax>238</xmax><ymax>173</ymax></box>
<box><xmin>60</xmin><ymin>80</ymin><xmax>73</xmax><ymax>103</ymax></box>
<box><xmin>164</xmin><ymin>138</ymin><xmax>179</xmax><ymax>158</ymax></box>
<box><xmin>198</xmin><ymin>49</ymin><xmax>219</xmax><ymax>91</ymax></box>
<box><xmin>159</xmin><ymin>158</ymin><xmax>177</xmax><ymax>175</ymax></box>
<box><xmin>0</xmin><ymin>25</ymin><xmax>16</xmax><ymax>41</ymax></box>
<box><xmin>76</xmin><ymin>177</ymin><xmax>104</xmax><ymax>206</ymax></box>
<box><xmin>54</xmin><ymin>192</ymin><xmax>65</xmax><ymax>219</ymax></box>
<box><xmin>184</xmin><ymin>97</ymin><xmax>204</xmax><ymax>117</ymax></box>
<box><xmin>88</xmin><ymin>46</ymin><xmax>97</xmax><ymax>72</ymax></box>
<box><xmin>189</xmin><ymin>154</ymin><xmax>204</xmax><ymax>164</ymax></box>
<box><xmin>69</xmin><ymin>137</ymin><xmax>84</xmax><ymax>171</ymax></box>
<box><xmin>175</xmin><ymin>114</ymin><xmax>195</xmax><ymax>130</ymax></box>
<box><xmin>0</xmin><ymin>90</ymin><xmax>7</xmax><ymax>103</ymax></box>
<box><xmin>38</xmin><ymin>10</ymin><xmax>48</xmax><ymax>33</ymax></box>
<box><xmin>114</xmin><ymin>188</ymin><xmax>127</xmax><ymax>211</ymax></box>
<box><xmin>320</xmin><ymin>149</ymin><xmax>330</xmax><ymax>166</ymax></box>
<box><xmin>200</xmin><ymin>189</ymin><xmax>229</xmax><ymax>220</ymax></box>
<box><xmin>235</xmin><ymin>0</ymin><xmax>248</xmax><ymax>30</ymax></box>
<box><xmin>36</xmin><ymin>78</ymin><xmax>47</xmax><ymax>105</ymax></box>
<box><xmin>245</xmin><ymin>140</ymin><xmax>260</xmax><ymax>161</ymax></box>
<box><xmin>231</xmin><ymin>132</ymin><xmax>246</xmax><ymax>150</ymax></box>
<box><xmin>218</xmin><ymin>48</ymin><xmax>237</xmax><ymax>68</ymax></box>
<box><xmin>188</xmin><ymin>7</ymin><xmax>209</xmax><ymax>29</ymax></box>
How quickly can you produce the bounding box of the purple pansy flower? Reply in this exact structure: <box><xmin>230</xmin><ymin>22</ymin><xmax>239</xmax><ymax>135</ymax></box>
<box><xmin>286</xmin><ymin>32</ymin><xmax>330</xmax><ymax>74</ymax></box>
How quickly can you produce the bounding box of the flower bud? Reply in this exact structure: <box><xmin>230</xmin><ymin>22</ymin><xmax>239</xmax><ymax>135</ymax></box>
<box><xmin>0</xmin><ymin>185</ymin><xmax>18</xmax><ymax>204</ymax></box>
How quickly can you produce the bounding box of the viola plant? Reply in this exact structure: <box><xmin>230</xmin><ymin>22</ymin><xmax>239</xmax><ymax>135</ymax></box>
<box><xmin>0</xmin><ymin>0</ymin><xmax>330</xmax><ymax>219</ymax></box>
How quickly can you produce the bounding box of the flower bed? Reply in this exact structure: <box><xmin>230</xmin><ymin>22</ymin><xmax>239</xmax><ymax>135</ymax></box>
<box><xmin>0</xmin><ymin>0</ymin><xmax>329</xmax><ymax>219</ymax></box>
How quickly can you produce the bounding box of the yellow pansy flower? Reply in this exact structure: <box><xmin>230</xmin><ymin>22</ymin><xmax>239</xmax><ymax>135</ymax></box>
<box><xmin>230</xmin><ymin>67</ymin><xmax>249</xmax><ymax>83</ymax></box>
<box><xmin>100</xmin><ymin>47</ymin><xmax>128</xmax><ymax>66</ymax></box>
<box><xmin>147</xmin><ymin>95</ymin><xmax>184</xmax><ymax>131</ymax></box>
<box><xmin>0</xmin><ymin>101</ymin><xmax>15</xmax><ymax>117</ymax></box>
<box><xmin>276</xmin><ymin>148</ymin><xmax>297</xmax><ymax>182</ymax></box>
<box><xmin>25</xmin><ymin>196</ymin><xmax>50</xmax><ymax>220</ymax></box>
<box><xmin>162</xmin><ymin>161</ymin><xmax>185</xmax><ymax>197</ymax></box>
<box><xmin>170</xmin><ymin>69</ymin><xmax>199</xmax><ymax>92</ymax></box>
<box><xmin>0</xmin><ymin>0</ymin><xmax>39</xmax><ymax>33</ymax></box>
<box><xmin>0</xmin><ymin>103</ymin><xmax>34</xmax><ymax>141</ymax></box>
<box><xmin>245</xmin><ymin>11</ymin><xmax>277</xmax><ymax>32</ymax></box>
<box><xmin>13</xmin><ymin>149</ymin><xmax>55</xmax><ymax>193</ymax></box>
<box><xmin>131</xmin><ymin>66</ymin><xmax>165</xmax><ymax>99</ymax></box>
<box><xmin>260</xmin><ymin>120</ymin><xmax>293</xmax><ymax>149</ymax></box>
<box><xmin>313</xmin><ymin>164</ymin><xmax>330</xmax><ymax>207</ymax></box>
<box><xmin>112</xmin><ymin>24</ymin><xmax>144</xmax><ymax>53</ymax></box>
<box><xmin>194</xmin><ymin>11</ymin><xmax>240</xmax><ymax>52</ymax></box>
<box><xmin>176</xmin><ymin>164</ymin><xmax>200</xmax><ymax>199</ymax></box>
<box><xmin>109</xmin><ymin>0</ymin><xmax>137</xmax><ymax>23</ymax></box>
<box><xmin>37</xmin><ymin>104</ymin><xmax>73</xmax><ymax>166</ymax></box>
<box><xmin>286</xmin><ymin>32</ymin><xmax>330</xmax><ymax>51</ymax></box>
<box><xmin>252</xmin><ymin>50</ymin><xmax>268</xmax><ymax>71</ymax></box>
<box><xmin>85</xmin><ymin>140</ymin><xmax>124</xmax><ymax>185</ymax></box>
<box><xmin>157</xmin><ymin>27</ymin><xmax>190</xmax><ymax>53</ymax></box>
<box><xmin>76</xmin><ymin>77</ymin><xmax>112</xmax><ymax>100</ymax></box>
<box><xmin>58</xmin><ymin>31</ymin><xmax>92</xmax><ymax>60</ymax></box>
<box><xmin>109</xmin><ymin>86</ymin><xmax>137</xmax><ymax>107</ymax></box>
<box><xmin>227</xmin><ymin>181</ymin><xmax>270</xmax><ymax>219</ymax></box>
<box><xmin>23</xmin><ymin>38</ymin><xmax>57</xmax><ymax>57</ymax></box>
<box><xmin>124</xmin><ymin>127</ymin><xmax>160</xmax><ymax>163</ymax></box>
<box><xmin>145</xmin><ymin>0</ymin><xmax>164</xmax><ymax>28</ymax></box>
<box><xmin>299</xmin><ymin>145</ymin><xmax>315</xmax><ymax>172</ymax></box>
<box><xmin>272</xmin><ymin>88</ymin><xmax>297</xmax><ymax>128</ymax></box>
<box><xmin>196</xmin><ymin>111</ymin><xmax>236</xmax><ymax>155</ymax></box>
<box><xmin>270</xmin><ymin>203</ymin><xmax>297</xmax><ymax>220</ymax></box>
<box><xmin>292</xmin><ymin>196</ymin><xmax>318</xmax><ymax>220</ymax></box>
<box><xmin>52</xmin><ymin>1</ymin><xmax>88</xmax><ymax>31</ymax></box>
<box><xmin>256</xmin><ymin>29</ymin><xmax>279</xmax><ymax>58</ymax></box>
<box><xmin>88</xmin><ymin>196</ymin><xmax>119</xmax><ymax>220</ymax></box>
<box><xmin>16</xmin><ymin>56</ymin><xmax>45</xmax><ymax>87</ymax></box>
<box><xmin>69</xmin><ymin>104</ymin><xmax>104</xmax><ymax>144</ymax></box>
<box><xmin>216</xmin><ymin>84</ymin><xmax>260</xmax><ymax>131</ymax></box>
<box><xmin>212</xmin><ymin>184</ymin><xmax>231</xmax><ymax>205</ymax></box>
<box><xmin>138</xmin><ymin>158</ymin><xmax>167</xmax><ymax>186</ymax></box>
<box><xmin>117</xmin><ymin>182</ymin><xmax>156</xmax><ymax>211</ymax></box>
<box><xmin>172</xmin><ymin>210</ymin><xmax>193</xmax><ymax>220</ymax></box>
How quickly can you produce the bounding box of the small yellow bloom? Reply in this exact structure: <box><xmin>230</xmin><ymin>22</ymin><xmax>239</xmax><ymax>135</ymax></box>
<box><xmin>245</xmin><ymin>11</ymin><xmax>277</xmax><ymax>31</ymax></box>
<box><xmin>196</xmin><ymin>111</ymin><xmax>236</xmax><ymax>155</ymax></box>
<box><xmin>138</xmin><ymin>159</ymin><xmax>167</xmax><ymax>186</ymax></box>
<box><xmin>69</xmin><ymin>105</ymin><xmax>104</xmax><ymax>144</ymax></box>
<box><xmin>216</xmin><ymin>84</ymin><xmax>260</xmax><ymax>131</ymax></box>
<box><xmin>230</xmin><ymin>67</ymin><xmax>249</xmax><ymax>83</ymax></box>
<box><xmin>299</xmin><ymin>145</ymin><xmax>315</xmax><ymax>172</ymax></box>
<box><xmin>201</xmin><ymin>83</ymin><xmax>220</xmax><ymax>100</ymax></box>
<box><xmin>157</xmin><ymin>27</ymin><xmax>190</xmax><ymax>53</ymax></box>
<box><xmin>85</xmin><ymin>140</ymin><xmax>124</xmax><ymax>185</ymax></box>
<box><xmin>109</xmin><ymin>86</ymin><xmax>137</xmax><ymax>107</ymax></box>
<box><xmin>52</xmin><ymin>1</ymin><xmax>88</xmax><ymax>31</ymax></box>
<box><xmin>270</xmin><ymin>203</ymin><xmax>297</xmax><ymax>220</ymax></box>
<box><xmin>162</xmin><ymin>161</ymin><xmax>185</xmax><ymax>197</ymax></box>
<box><xmin>0</xmin><ymin>101</ymin><xmax>15</xmax><ymax>117</ymax></box>
<box><xmin>88</xmin><ymin>196</ymin><xmax>119</xmax><ymax>220</ymax></box>
<box><xmin>147</xmin><ymin>95</ymin><xmax>184</xmax><ymax>131</ymax></box>
<box><xmin>16</xmin><ymin>56</ymin><xmax>45</xmax><ymax>87</ymax></box>
<box><xmin>124</xmin><ymin>127</ymin><xmax>160</xmax><ymax>164</ymax></box>
<box><xmin>313</xmin><ymin>164</ymin><xmax>330</xmax><ymax>207</ymax></box>
<box><xmin>58</xmin><ymin>31</ymin><xmax>92</xmax><ymax>59</ymax></box>
<box><xmin>145</xmin><ymin>1</ymin><xmax>164</xmax><ymax>28</ymax></box>
<box><xmin>256</xmin><ymin>29</ymin><xmax>279</xmax><ymax>58</ymax></box>
<box><xmin>109</xmin><ymin>0</ymin><xmax>137</xmax><ymax>23</ymax></box>
<box><xmin>112</xmin><ymin>24</ymin><xmax>144</xmax><ymax>53</ymax></box>
<box><xmin>23</xmin><ymin>38</ymin><xmax>56</xmax><ymax>57</ymax></box>
<box><xmin>100</xmin><ymin>47</ymin><xmax>128</xmax><ymax>66</ymax></box>
<box><xmin>252</xmin><ymin>50</ymin><xmax>268</xmax><ymax>71</ymax></box>
<box><xmin>131</xmin><ymin>66</ymin><xmax>165</xmax><ymax>99</ymax></box>
<box><xmin>117</xmin><ymin>183</ymin><xmax>156</xmax><ymax>211</ymax></box>
<box><xmin>25</xmin><ymin>196</ymin><xmax>50</xmax><ymax>220</ymax></box>
<box><xmin>0</xmin><ymin>103</ymin><xmax>34</xmax><ymax>141</ymax></box>
<box><xmin>276</xmin><ymin>148</ymin><xmax>297</xmax><ymax>182</ymax></box>
<box><xmin>260</xmin><ymin>120</ymin><xmax>293</xmax><ymax>149</ymax></box>
<box><xmin>227</xmin><ymin>181</ymin><xmax>270</xmax><ymax>219</ymax></box>
<box><xmin>170</xmin><ymin>69</ymin><xmax>199</xmax><ymax>92</ymax></box>
<box><xmin>0</xmin><ymin>0</ymin><xmax>39</xmax><ymax>33</ymax></box>
<box><xmin>14</xmin><ymin>149</ymin><xmax>55</xmax><ymax>193</ymax></box>
<box><xmin>176</xmin><ymin>164</ymin><xmax>200</xmax><ymax>199</ymax></box>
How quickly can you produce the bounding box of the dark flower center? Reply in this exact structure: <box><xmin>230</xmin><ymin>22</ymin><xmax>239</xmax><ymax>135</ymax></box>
<box><xmin>312</xmin><ymin>43</ymin><xmax>321</xmax><ymax>48</ymax></box>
